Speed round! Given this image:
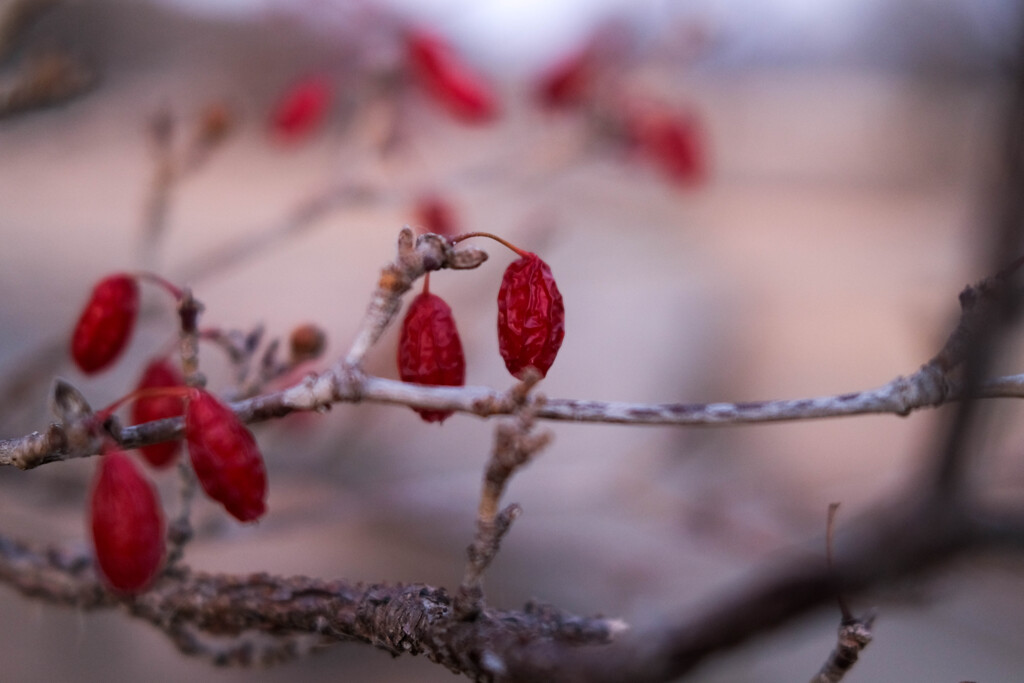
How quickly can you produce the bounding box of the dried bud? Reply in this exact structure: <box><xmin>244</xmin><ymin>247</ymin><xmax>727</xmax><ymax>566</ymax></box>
<box><xmin>289</xmin><ymin>323</ymin><xmax>326</xmax><ymax>364</ymax></box>
<box><xmin>197</xmin><ymin>101</ymin><xmax>233</xmax><ymax>147</ymax></box>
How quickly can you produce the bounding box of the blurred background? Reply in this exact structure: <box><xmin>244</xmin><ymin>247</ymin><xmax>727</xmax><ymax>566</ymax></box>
<box><xmin>1</xmin><ymin>0</ymin><xmax>1023</xmax><ymax>680</ymax></box>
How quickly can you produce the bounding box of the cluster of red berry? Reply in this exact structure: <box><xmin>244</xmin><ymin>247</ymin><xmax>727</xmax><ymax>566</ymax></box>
<box><xmin>70</xmin><ymin>273</ymin><xmax>267</xmax><ymax>593</ymax></box>
<box><xmin>398</xmin><ymin>234</ymin><xmax>565</xmax><ymax>423</ymax></box>
<box><xmin>71</xmin><ymin>232</ymin><xmax>562</xmax><ymax>587</ymax></box>
<box><xmin>267</xmin><ymin>25</ymin><xmax>706</xmax><ymax>189</ymax></box>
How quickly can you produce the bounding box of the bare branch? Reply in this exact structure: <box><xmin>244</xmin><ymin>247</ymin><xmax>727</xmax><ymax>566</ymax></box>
<box><xmin>458</xmin><ymin>372</ymin><xmax>550</xmax><ymax>618</ymax></box>
<box><xmin>485</xmin><ymin>495</ymin><xmax>994</xmax><ymax>683</ymax></box>
<box><xmin>9</xmin><ymin>355</ymin><xmax>1024</xmax><ymax>471</ymax></box>
<box><xmin>0</xmin><ymin>490</ymin><xmax>1020</xmax><ymax>681</ymax></box>
<box><xmin>810</xmin><ymin>617</ymin><xmax>875</xmax><ymax>683</ymax></box>
<box><xmin>810</xmin><ymin>503</ymin><xmax>874</xmax><ymax>683</ymax></box>
<box><xmin>0</xmin><ymin>531</ymin><xmax>622</xmax><ymax>679</ymax></box>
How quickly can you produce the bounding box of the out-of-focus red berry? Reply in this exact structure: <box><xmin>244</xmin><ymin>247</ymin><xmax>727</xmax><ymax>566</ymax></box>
<box><xmin>406</xmin><ymin>29</ymin><xmax>498</xmax><ymax>124</ymax></box>
<box><xmin>70</xmin><ymin>274</ymin><xmax>139</xmax><ymax>374</ymax></box>
<box><xmin>627</xmin><ymin>104</ymin><xmax>707</xmax><ymax>187</ymax></box>
<box><xmin>90</xmin><ymin>451</ymin><xmax>165</xmax><ymax>594</ymax></box>
<box><xmin>186</xmin><ymin>388</ymin><xmax>267</xmax><ymax>523</ymax></box>
<box><xmin>131</xmin><ymin>358</ymin><xmax>185</xmax><ymax>469</ymax></box>
<box><xmin>270</xmin><ymin>75</ymin><xmax>332</xmax><ymax>143</ymax></box>
<box><xmin>535</xmin><ymin>50</ymin><xmax>591</xmax><ymax>109</ymax></box>
<box><xmin>413</xmin><ymin>193</ymin><xmax>458</xmax><ymax>237</ymax></box>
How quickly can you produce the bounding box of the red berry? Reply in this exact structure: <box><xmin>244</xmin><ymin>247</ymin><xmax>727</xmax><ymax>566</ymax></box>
<box><xmin>407</xmin><ymin>29</ymin><xmax>498</xmax><ymax>123</ymax></box>
<box><xmin>535</xmin><ymin>50</ymin><xmax>590</xmax><ymax>109</ymax></box>
<box><xmin>413</xmin><ymin>193</ymin><xmax>458</xmax><ymax>237</ymax></box>
<box><xmin>131</xmin><ymin>359</ymin><xmax>185</xmax><ymax>469</ymax></box>
<box><xmin>497</xmin><ymin>253</ymin><xmax>565</xmax><ymax>379</ymax></box>
<box><xmin>628</xmin><ymin>105</ymin><xmax>707</xmax><ymax>186</ymax></box>
<box><xmin>185</xmin><ymin>389</ymin><xmax>267</xmax><ymax>522</ymax></box>
<box><xmin>90</xmin><ymin>451</ymin><xmax>165</xmax><ymax>594</ymax></box>
<box><xmin>270</xmin><ymin>75</ymin><xmax>332</xmax><ymax>143</ymax></box>
<box><xmin>70</xmin><ymin>274</ymin><xmax>139</xmax><ymax>374</ymax></box>
<box><xmin>398</xmin><ymin>290</ymin><xmax>466</xmax><ymax>423</ymax></box>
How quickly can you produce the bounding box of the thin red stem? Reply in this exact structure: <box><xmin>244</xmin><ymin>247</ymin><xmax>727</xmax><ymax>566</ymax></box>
<box><xmin>96</xmin><ymin>386</ymin><xmax>194</xmax><ymax>423</ymax></box>
<box><xmin>134</xmin><ymin>271</ymin><xmax>184</xmax><ymax>300</ymax></box>
<box><xmin>423</xmin><ymin>271</ymin><xmax>431</xmax><ymax>294</ymax></box>
<box><xmin>449</xmin><ymin>231</ymin><xmax>528</xmax><ymax>258</ymax></box>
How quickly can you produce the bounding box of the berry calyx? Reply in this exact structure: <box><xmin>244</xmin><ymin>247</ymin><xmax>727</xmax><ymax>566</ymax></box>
<box><xmin>185</xmin><ymin>388</ymin><xmax>267</xmax><ymax>522</ymax></box>
<box><xmin>398</xmin><ymin>277</ymin><xmax>466</xmax><ymax>423</ymax></box>
<box><xmin>90</xmin><ymin>451</ymin><xmax>165</xmax><ymax>594</ymax></box>
<box><xmin>70</xmin><ymin>274</ymin><xmax>139</xmax><ymax>374</ymax></box>
<box><xmin>130</xmin><ymin>358</ymin><xmax>185</xmax><ymax>469</ymax></box>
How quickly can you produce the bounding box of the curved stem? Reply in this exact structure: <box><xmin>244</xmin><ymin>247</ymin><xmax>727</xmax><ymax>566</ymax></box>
<box><xmin>134</xmin><ymin>271</ymin><xmax>184</xmax><ymax>300</ymax></box>
<box><xmin>450</xmin><ymin>231</ymin><xmax>528</xmax><ymax>258</ymax></box>
<box><xmin>95</xmin><ymin>386</ymin><xmax>193</xmax><ymax>423</ymax></box>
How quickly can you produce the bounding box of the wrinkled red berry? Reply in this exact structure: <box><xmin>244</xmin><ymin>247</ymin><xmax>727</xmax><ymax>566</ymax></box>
<box><xmin>70</xmin><ymin>274</ymin><xmax>139</xmax><ymax>374</ymax></box>
<box><xmin>131</xmin><ymin>359</ymin><xmax>185</xmax><ymax>469</ymax></box>
<box><xmin>186</xmin><ymin>388</ymin><xmax>267</xmax><ymax>522</ymax></box>
<box><xmin>535</xmin><ymin>50</ymin><xmax>590</xmax><ymax>109</ymax></box>
<box><xmin>628</xmin><ymin>105</ymin><xmax>706</xmax><ymax>186</ymax></box>
<box><xmin>414</xmin><ymin>193</ymin><xmax>457</xmax><ymax>237</ymax></box>
<box><xmin>407</xmin><ymin>29</ymin><xmax>497</xmax><ymax>123</ymax></box>
<box><xmin>270</xmin><ymin>75</ymin><xmax>331</xmax><ymax>143</ymax></box>
<box><xmin>497</xmin><ymin>253</ymin><xmax>565</xmax><ymax>379</ymax></box>
<box><xmin>398</xmin><ymin>290</ymin><xmax>466</xmax><ymax>423</ymax></box>
<box><xmin>90</xmin><ymin>451</ymin><xmax>165</xmax><ymax>594</ymax></box>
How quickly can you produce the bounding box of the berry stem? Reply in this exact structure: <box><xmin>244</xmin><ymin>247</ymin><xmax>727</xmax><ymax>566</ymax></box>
<box><xmin>449</xmin><ymin>231</ymin><xmax>528</xmax><ymax>258</ymax></box>
<box><xmin>96</xmin><ymin>386</ymin><xmax>194</xmax><ymax>424</ymax></box>
<box><xmin>423</xmin><ymin>271</ymin><xmax>431</xmax><ymax>294</ymax></box>
<box><xmin>133</xmin><ymin>271</ymin><xmax>184</xmax><ymax>300</ymax></box>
